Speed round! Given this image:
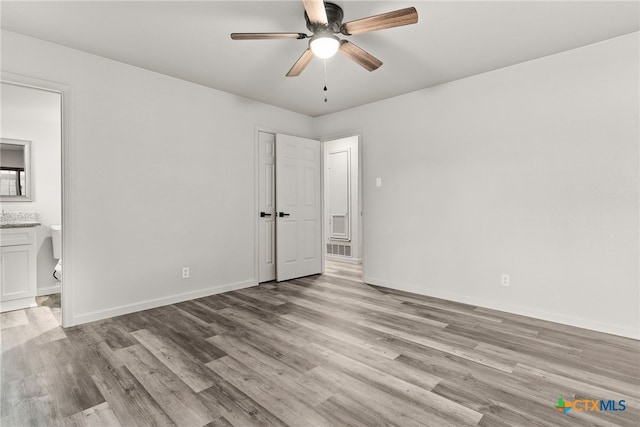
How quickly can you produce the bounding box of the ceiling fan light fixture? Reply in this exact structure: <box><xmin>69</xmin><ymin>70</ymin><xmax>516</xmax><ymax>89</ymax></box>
<box><xmin>309</xmin><ymin>33</ymin><xmax>340</xmax><ymax>58</ymax></box>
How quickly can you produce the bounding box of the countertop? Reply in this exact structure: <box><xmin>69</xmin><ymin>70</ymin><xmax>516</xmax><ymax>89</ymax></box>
<box><xmin>0</xmin><ymin>222</ymin><xmax>41</xmax><ymax>229</ymax></box>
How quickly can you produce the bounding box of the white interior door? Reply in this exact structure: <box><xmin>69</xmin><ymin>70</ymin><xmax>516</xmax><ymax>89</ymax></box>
<box><xmin>258</xmin><ymin>132</ymin><xmax>276</xmax><ymax>282</ymax></box>
<box><xmin>276</xmin><ymin>133</ymin><xmax>322</xmax><ymax>282</ymax></box>
<box><xmin>327</xmin><ymin>147</ymin><xmax>351</xmax><ymax>241</ymax></box>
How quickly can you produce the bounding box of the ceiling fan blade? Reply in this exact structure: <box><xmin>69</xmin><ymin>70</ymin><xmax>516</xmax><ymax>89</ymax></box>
<box><xmin>231</xmin><ymin>33</ymin><xmax>308</xmax><ymax>40</ymax></box>
<box><xmin>341</xmin><ymin>7</ymin><xmax>418</xmax><ymax>35</ymax></box>
<box><xmin>286</xmin><ymin>49</ymin><xmax>315</xmax><ymax>77</ymax></box>
<box><xmin>338</xmin><ymin>40</ymin><xmax>382</xmax><ymax>72</ymax></box>
<box><xmin>302</xmin><ymin>0</ymin><xmax>328</xmax><ymax>25</ymax></box>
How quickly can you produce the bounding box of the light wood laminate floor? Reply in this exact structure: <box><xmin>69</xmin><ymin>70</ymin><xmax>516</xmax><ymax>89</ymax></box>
<box><xmin>1</xmin><ymin>261</ymin><xmax>639</xmax><ymax>426</ymax></box>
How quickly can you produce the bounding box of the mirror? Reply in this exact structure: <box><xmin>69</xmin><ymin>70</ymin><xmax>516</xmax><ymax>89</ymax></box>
<box><xmin>1</xmin><ymin>138</ymin><xmax>32</xmax><ymax>201</ymax></box>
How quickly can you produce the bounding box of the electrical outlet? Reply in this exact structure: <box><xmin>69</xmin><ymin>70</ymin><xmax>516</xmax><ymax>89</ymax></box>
<box><xmin>182</xmin><ymin>267</ymin><xmax>190</xmax><ymax>279</ymax></box>
<box><xmin>501</xmin><ymin>274</ymin><xmax>510</xmax><ymax>287</ymax></box>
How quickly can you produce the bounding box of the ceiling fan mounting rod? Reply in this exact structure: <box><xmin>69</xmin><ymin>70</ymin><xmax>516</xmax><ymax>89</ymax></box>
<box><xmin>305</xmin><ymin>2</ymin><xmax>343</xmax><ymax>34</ymax></box>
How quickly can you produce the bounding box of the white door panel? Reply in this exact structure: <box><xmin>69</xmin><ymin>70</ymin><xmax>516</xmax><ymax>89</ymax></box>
<box><xmin>280</xmin><ymin>220</ymin><xmax>298</xmax><ymax>263</ymax></box>
<box><xmin>327</xmin><ymin>148</ymin><xmax>350</xmax><ymax>240</ymax></box>
<box><xmin>276</xmin><ymin>134</ymin><xmax>322</xmax><ymax>282</ymax></box>
<box><xmin>258</xmin><ymin>132</ymin><xmax>276</xmax><ymax>282</ymax></box>
<box><xmin>303</xmin><ymin>220</ymin><xmax>317</xmax><ymax>260</ymax></box>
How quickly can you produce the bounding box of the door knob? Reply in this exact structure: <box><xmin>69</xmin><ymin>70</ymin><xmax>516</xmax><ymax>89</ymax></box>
<box><xmin>260</xmin><ymin>212</ymin><xmax>272</xmax><ymax>217</ymax></box>
<box><xmin>278</xmin><ymin>212</ymin><xmax>290</xmax><ymax>217</ymax></box>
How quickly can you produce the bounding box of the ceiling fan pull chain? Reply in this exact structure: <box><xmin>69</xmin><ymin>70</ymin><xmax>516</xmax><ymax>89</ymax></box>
<box><xmin>323</xmin><ymin>59</ymin><xmax>328</xmax><ymax>103</ymax></box>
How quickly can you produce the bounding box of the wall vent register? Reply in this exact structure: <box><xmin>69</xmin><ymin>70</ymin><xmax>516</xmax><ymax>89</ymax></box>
<box><xmin>327</xmin><ymin>243</ymin><xmax>351</xmax><ymax>257</ymax></box>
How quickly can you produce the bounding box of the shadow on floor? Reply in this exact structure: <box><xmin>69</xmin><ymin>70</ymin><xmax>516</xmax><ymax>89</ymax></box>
<box><xmin>36</xmin><ymin>293</ymin><xmax>61</xmax><ymax>308</ymax></box>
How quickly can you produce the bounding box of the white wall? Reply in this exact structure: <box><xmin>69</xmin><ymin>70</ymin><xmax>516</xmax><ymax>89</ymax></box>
<box><xmin>1</xmin><ymin>30</ymin><xmax>314</xmax><ymax>325</ymax></box>
<box><xmin>3</xmin><ymin>29</ymin><xmax>637</xmax><ymax>338</ymax></box>
<box><xmin>1</xmin><ymin>83</ymin><xmax>62</xmax><ymax>294</ymax></box>
<box><xmin>314</xmin><ymin>33</ymin><xmax>640</xmax><ymax>339</ymax></box>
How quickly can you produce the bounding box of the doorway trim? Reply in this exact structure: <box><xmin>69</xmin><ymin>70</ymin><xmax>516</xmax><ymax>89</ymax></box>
<box><xmin>1</xmin><ymin>72</ymin><xmax>73</xmax><ymax>327</ymax></box>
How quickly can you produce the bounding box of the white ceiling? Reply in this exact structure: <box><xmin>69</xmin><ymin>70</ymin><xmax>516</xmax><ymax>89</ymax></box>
<box><xmin>1</xmin><ymin>1</ymin><xmax>638</xmax><ymax>117</ymax></box>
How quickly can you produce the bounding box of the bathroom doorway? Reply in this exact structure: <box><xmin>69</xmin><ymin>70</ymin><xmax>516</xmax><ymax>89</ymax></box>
<box><xmin>1</xmin><ymin>79</ymin><xmax>64</xmax><ymax>323</ymax></box>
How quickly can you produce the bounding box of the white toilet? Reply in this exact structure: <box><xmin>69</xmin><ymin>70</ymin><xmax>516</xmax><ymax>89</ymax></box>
<box><xmin>51</xmin><ymin>225</ymin><xmax>62</xmax><ymax>281</ymax></box>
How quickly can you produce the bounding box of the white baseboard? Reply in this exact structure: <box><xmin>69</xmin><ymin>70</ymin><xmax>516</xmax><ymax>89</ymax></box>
<box><xmin>71</xmin><ymin>279</ymin><xmax>256</xmax><ymax>326</ymax></box>
<box><xmin>326</xmin><ymin>255</ymin><xmax>362</xmax><ymax>265</ymax></box>
<box><xmin>1</xmin><ymin>297</ymin><xmax>37</xmax><ymax>313</ymax></box>
<box><xmin>37</xmin><ymin>284</ymin><xmax>62</xmax><ymax>296</ymax></box>
<box><xmin>364</xmin><ymin>275</ymin><xmax>639</xmax><ymax>340</ymax></box>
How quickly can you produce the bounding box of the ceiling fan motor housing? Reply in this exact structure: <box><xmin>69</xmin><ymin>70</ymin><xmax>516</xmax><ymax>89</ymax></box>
<box><xmin>305</xmin><ymin>2</ymin><xmax>344</xmax><ymax>33</ymax></box>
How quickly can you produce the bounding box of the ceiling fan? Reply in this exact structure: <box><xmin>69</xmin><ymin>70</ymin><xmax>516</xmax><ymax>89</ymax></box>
<box><xmin>230</xmin><ymin>0</ymin><xmax>418</xmax><ymax>77</ymax></box>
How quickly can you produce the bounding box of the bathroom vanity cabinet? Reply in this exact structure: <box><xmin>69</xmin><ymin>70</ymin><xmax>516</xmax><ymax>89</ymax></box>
<box><xmin>0</xmin><ymin>227</ymin><xmax>37</xmax><ymax>312</ymax></box>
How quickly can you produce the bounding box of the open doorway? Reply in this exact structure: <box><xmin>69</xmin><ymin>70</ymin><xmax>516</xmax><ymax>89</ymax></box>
<box><xmin>255</xmin><ymin>131</ymin><xmax>362</xmax><ymax>284</ymax></box>
<box><xmin>1</xmin><ymin>81</ymin><xmax>63</xmax><ymax>323</ymax></box>
<box><xmin>323</xmin><ymin>135</ymin><xmax>363</xmax><ymax>281</ymax></box>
